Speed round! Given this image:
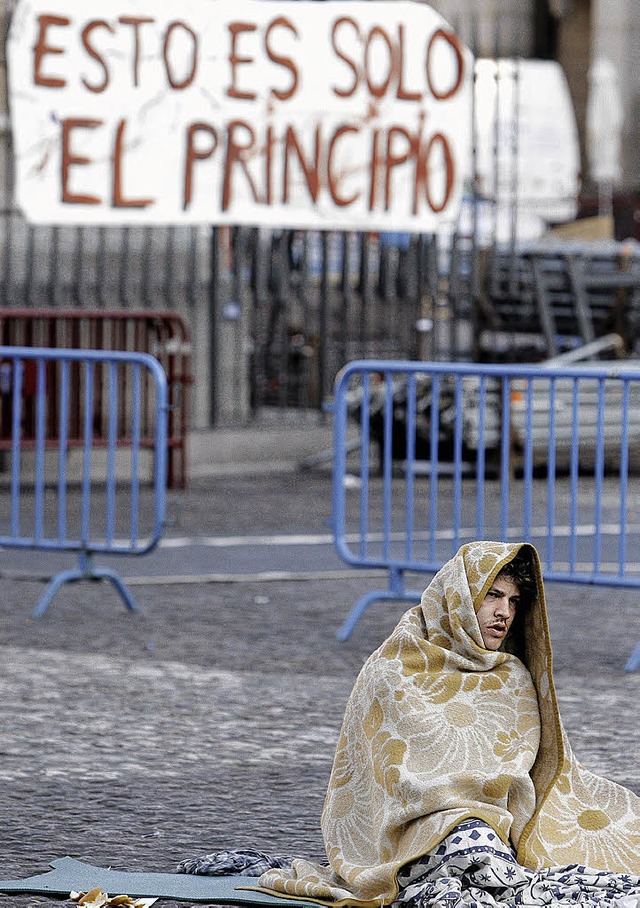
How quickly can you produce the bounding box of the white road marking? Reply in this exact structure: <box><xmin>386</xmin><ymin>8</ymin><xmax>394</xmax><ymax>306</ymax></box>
<box><xmin>159</xmin><ymin>523</ymin><xmax>640</xmax><ymax>549</ymax></box>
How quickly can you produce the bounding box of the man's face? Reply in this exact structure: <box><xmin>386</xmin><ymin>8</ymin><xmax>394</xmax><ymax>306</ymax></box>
<box><xmin>476</xmin><ymin>575</ymin><xmax>521</xmax><ymax>650</ymax></box>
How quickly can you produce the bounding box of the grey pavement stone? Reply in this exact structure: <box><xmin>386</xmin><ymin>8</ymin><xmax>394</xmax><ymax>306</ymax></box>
<box><xmin>0</xmin><ymin>473</ymin><xmax>638</xmax><ymax>908</ymax></box>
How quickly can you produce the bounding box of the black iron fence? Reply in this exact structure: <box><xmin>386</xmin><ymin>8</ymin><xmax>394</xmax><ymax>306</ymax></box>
<box><xmin>1</xmin><ymin>219</ymin><xmax>639</xmax><ymax>426</ymax></box>
<box><xmin>0</xmin><ymin>214</ymin><xmax>469</xmax><ymax>418</ymax></box>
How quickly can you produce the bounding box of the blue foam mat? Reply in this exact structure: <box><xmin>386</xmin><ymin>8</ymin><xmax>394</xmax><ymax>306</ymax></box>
<box><xmin>0</xmin><ymin>856</ymin><xmax>312</xmax><ymax>904</ymax></box>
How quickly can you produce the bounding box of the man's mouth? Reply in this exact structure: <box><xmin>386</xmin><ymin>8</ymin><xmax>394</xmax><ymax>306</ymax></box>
<box><xmin>488</xmin><ymin>624</ymin><xmax>506</xmax><ymax>635</ymax></box>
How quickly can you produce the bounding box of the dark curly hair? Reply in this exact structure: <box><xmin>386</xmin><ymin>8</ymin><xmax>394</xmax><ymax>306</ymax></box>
<box><xmin>496</xmin><ymin>547</ymin><xmax>537</xmax><ymax>610</ymax></box>
<box><xmin>495</xmin><ymin>548</ymin><xmax>537</xmax><ymax>657</ymax></box>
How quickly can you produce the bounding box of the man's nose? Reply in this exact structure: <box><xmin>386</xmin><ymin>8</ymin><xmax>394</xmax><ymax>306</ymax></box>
<box><xmin>494</xmin><ymin>597</ymin><xmax>510</xmax><ymax>616</ymax></box>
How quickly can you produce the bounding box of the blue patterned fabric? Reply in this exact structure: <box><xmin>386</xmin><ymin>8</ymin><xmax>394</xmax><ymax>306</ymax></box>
<box><xmin>176</xmin><ymin>848</ymin><xmax>295</xmax><ymax>877</ymax></box>
<box><xmin>393</xmin><ymin>819</ymin><xmax>640</xmax><ymax>908</ymax></box>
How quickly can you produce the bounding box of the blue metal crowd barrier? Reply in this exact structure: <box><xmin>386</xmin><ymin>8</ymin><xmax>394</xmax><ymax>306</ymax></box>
<box><xmin>0</xmin><ymin>346</ymin><xmax>168</xmax><ymax>616</ymax></box>
<box><xmin>330</xmin><ymin>359</ymin><xmax>640</xmax><ymax>671</ymax></box>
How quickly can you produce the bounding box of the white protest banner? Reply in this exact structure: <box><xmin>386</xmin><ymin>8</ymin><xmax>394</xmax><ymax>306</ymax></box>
<box><xmin>7</xmin><ymin>0</ymin><xmax>473</xmax><ymax>229</ymax></box>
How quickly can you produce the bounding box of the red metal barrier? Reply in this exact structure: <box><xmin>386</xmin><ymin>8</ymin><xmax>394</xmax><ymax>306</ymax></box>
<box><xmin>0</xmin><ymin>309</ymin><xmax>192</xmax><ymax>488</ymax></box>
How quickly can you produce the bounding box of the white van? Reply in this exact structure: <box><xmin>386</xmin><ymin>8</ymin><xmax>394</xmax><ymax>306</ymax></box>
<box><xmin>455</xmin><ymin>58</ymin><xmax>581</xmax><ymax>246</ymax></box>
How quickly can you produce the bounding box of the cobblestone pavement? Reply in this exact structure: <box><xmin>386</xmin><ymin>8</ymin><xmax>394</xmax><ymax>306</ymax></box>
<box><xmin>0</xmin><ymin>474</ymin><xmax>638</xmax><ymax>908</ymax></box>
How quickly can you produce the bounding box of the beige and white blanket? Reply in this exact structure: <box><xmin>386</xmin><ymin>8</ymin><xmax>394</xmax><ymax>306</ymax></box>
<box><xmin>257</xmin><ymin>542</ymin><xmax>640</xmax><ymax>906</ymax></box>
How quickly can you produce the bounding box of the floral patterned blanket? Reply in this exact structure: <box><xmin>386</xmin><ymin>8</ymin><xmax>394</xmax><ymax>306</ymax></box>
<box><xmin>255</xmin><ymin>544</ymin><xmax>639</xmax><ymax>905</ymax></box>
